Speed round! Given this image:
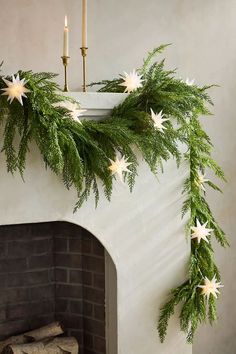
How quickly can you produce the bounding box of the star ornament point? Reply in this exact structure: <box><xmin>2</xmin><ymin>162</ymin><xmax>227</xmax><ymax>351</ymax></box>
<box><xmin>67</xmin><ymin>104</ymin><xmax>87</xmax><ymax>123</ymax></box>
<box><xmin>198</xmin><ymin>275</ymin><xmax>224</xmax><ymax>300</ymax></box>
<box><xmin>196</xmin><ymin>171</ymin><xmax>209</xmax><ymax>191</ymax></box>
<box><xmin>1</xmin><ymin>74</ymin><xmax>30</xmax><ymax>105</ymax></box>
<box><xmin>185</xmin><ymin>77</ymin><xmax>195</xmax><ymax>86</ymax></box>
<box><xmin>150</xmin><ymin>108</ymin><xmax>169</xmax><ymax>132</ymax></box>
<box><xmin>191</xmin><ymin>219</ymin><xmax>213</xmax><ymax>244</ymax></box>
<box><xmin>108</xmin><ymin>155</ymin><xmax>131</xmax><ymax>182</ymax></box>
<box><xmin>55</xmin><ymin>101</ymin><xmax>86</xmax><ymax>124</ymax></box>
<box><xmin>120</xmin><ymin>69</ymin><xmax>143</xmax><ymax>93</ymax></box>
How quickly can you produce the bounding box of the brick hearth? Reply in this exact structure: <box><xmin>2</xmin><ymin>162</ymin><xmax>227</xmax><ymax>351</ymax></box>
<box><xmin>0</xmin><ymin>222</ymin><xmax>106</xmax><ymax>354</ymax></box>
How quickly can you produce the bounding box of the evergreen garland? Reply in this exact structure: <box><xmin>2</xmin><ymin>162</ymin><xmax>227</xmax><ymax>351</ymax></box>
<box><xmin>0</xmin><ymin>46</ymin><xmax>227</xmax><ymax>342</ymax></box>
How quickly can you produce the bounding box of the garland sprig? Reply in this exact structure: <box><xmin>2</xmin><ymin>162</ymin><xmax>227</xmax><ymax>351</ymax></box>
<box><xmin>0</xmin><ymin>45</ymin><xmax>228</xmax><ymax>342</ymax></box>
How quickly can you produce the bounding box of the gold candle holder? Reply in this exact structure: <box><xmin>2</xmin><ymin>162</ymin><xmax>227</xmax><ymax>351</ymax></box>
<box><xmin>80</xmin><ymin>47</ymin><xmax>88</xmax><ymax>92</ymax></box>
<box><xmin>61</xmin><ymin>56</ymin><xmax>70</xmax><ymax>92</ymax></box>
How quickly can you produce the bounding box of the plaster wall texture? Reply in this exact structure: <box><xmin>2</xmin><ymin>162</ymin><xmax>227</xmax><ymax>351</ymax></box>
<box><xmin>0</xmin><ymin>1</ymin><xmax>235</xmax><ymax>353</ymax></box>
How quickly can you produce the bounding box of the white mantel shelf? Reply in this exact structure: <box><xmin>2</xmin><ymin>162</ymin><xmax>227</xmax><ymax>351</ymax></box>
<box><xmin>0</xmin><ymin>92</ymin><xmax>191</xmax><ymax>354</ymax></box>
<box><xmin>67</xmin><ymin>92</ymin><xmax>129</xmax><ymax>118</ymax></box>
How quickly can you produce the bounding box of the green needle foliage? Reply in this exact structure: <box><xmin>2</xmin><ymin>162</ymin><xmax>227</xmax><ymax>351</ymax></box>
<box><xmin>0</xmin><ymin>45</ymin><xmax>227</xmax><ymax>342</ymax></box>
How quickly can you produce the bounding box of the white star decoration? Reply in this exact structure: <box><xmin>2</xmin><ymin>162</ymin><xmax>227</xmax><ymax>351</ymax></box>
<box><xmin>185</xmin><ymin>78</ymin><xmax>195</xmax><ymax>86</ymax></box>
<box><xmin>72</xmin><ymin>109</ymin><xmax>87</xmax><ymax>122</ymax></box>
<box><xmin>150</xmin><ymin>108</ymin><xmax>169</xmax><ymax>132</ymax></box>
<box><xmin>55</xmin><ymin>101</ymin><xmax>86</xmax><ymax>123</ymax></box>
<box><xmin>1</xmin><ymin>74</ymin><xmax>30</xmax><ymax>105</ymax></box>
<box><xmin>120</xmin><ymin>69</ymin><xmax>143</xmax><ymax>93</ymax></box>
<box><xmin>196</xmin><ymin>171</ymin><xmax>209</xmax><ymax>191</ymax></box>
<box><xmin>191</xmin><ymin>219</ymin><xmax>213</xmax><ymax>244</ymax></box>
<box><xmin>198</xmin><ymin>275</ymin><xmax>224</xmax><ymax>300</ymax></box>
<box><xmin>108</xmin><ymin>155</ymin><xmax>131</xmax><ymax>182</ymax></box>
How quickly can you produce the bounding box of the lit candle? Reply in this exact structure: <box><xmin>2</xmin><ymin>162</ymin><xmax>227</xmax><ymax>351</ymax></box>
<box><xmin>82</xmin><ymin>0</ymin><xmax>87</xmax><ymax>47</ymax></box>
<box><xmin>63</xmin><ymin>15</ymin><xmax>69</xmax><ymax>57</ymax></box>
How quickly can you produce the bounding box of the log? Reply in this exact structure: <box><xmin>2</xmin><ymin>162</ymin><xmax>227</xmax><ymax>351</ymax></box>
<box><xmin>24</xmin><ymin>322</ymin><xmax>64</xmax><ymax>341</ymax></box>
<box><xmin>0</xmin><ymin>336</ymin><xmax>27</xmax><ymax>354</ymax></box>
<box><xmin>0</xmin><ymin>322</ymin><xmax>64</xmax><ymax>354</ymax></box>
<box><xmin>4</xmin><ymin>337</ymin><xmax>79</xmax><ymax>354</ymax></box>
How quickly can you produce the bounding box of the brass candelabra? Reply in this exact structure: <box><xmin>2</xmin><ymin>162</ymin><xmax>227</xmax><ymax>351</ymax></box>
<box><xmin>80</xmin><ymin>47</ymin><xmax>88</xmax><ymax>92</ymax></box>
<box><xmin>61</xmin><ymin>56</ymin><xmax>70</xmax><ymax>92</ymax></box>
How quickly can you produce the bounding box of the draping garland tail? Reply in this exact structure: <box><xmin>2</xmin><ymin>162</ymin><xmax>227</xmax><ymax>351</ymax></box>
<box><xmin>0</xmin><ymin>45</ymin><xmax>228</xmax><ymax>342</ymax></box>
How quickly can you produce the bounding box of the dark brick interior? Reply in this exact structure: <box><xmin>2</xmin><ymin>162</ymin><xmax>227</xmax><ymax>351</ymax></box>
<box><xmin>0</xmin><ymin>222</ymin><xmax>106</xmax><ymax>354</ymax></box>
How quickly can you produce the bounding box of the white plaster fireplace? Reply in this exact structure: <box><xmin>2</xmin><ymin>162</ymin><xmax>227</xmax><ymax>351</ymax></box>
<box><xmin>0</xmin><ymin>93</ymin><xmax>191</xmax><ymax>354</ymax></box>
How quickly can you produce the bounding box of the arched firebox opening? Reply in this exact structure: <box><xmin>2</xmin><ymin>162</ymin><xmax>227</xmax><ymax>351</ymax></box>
<box><xmin>0</xmin><ymin>221</ymin><xmax>117</xmax><ymax>354</ymax></box>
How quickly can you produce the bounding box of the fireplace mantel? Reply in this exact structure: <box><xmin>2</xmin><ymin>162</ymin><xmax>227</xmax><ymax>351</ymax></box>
<box><xmin>0</xmin><ymin>93</ymin><xmax>191</xmax><ymax>354</ymax></box>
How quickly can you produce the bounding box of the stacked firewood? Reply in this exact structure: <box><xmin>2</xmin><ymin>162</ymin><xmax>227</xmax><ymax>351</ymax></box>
<box><xmin>0</xmin><ymin>322</ymin><xmax>79</xmax><ymax>354</ymax></box>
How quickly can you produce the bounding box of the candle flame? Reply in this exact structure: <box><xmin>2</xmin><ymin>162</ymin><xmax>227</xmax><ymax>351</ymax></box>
<box><xmin>65</xmin><ymin>15</ymin><xmax>68</xmax><ymax>27</ymax></box>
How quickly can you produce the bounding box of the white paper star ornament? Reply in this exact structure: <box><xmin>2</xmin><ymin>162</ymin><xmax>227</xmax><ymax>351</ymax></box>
<box><xmin>55</xmin><ymin>101</ymin><xmax>86</xmax><ymax>124</ymax></box>
<box><xmin>108</xmin><ymin>155</ymin><xmax>131</xmax><ymax>182</ymax></box>
<box><xmin>196</xmin><ymin>171</ymin><xmax>209</xmax><ymax>191</ymax></box>
<box><xmin>1</xmin><ymin>74</ymin><xmax>30</xmax><ymax>105</ymax></box>
<box><xmin>72</xmin><ymin>109</ymin><xmax>87</xmax><ymax>122</ymax></box>
<box><xmin>120</xmin><ymin>69</ymin><xmax>143</xmax><ymax>93</ymax></box>
<box><xmin>150</xmin><ymin>108</ymin><xmax>169</xmax><ymax>132</ymax></box>
<box><xmin>185</xmin><ymin>78</ymin><xmax>195</xmax><ymax>86</ymax></box>
<box><xmin>191</xmin><ymin>219</ymin><xmax>213</xmax><ymax>244</ymax></box>
<box><xmin>198</xmin><ymin>275</ymin><xmax>224</xmax><ymax>300</ymax></box>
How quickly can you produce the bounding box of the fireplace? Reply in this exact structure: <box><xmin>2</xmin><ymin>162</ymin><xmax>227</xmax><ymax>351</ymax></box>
<box><xmin>0</xmin><ymin>221</ymin><xmax>114</xmax><ymax>354</ymax></box>
<box><xmin>0</xmin><ymin>93</ymin><xmax>190</xmax><ymax>354</ymax></box>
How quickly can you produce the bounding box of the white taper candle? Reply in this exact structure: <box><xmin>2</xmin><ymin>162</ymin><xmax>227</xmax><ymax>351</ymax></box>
<box><xmin>82</xmin><ymin>0</ymin><xmax>87</xmax><ymax>47</ymax></box>
<box><xmin>63</xmin><ymin>15</ymin><xmax>69</xmax><ymax>56</ymax></box>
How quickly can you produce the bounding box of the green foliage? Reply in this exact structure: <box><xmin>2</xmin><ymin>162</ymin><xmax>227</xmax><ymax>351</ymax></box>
<box><xmin>0</xmin><ymin>45</ymin><xmax>227</xmax><ymax>342</ymax></box>
<box><xmin>158</xmin><ymin>97</ymin><xmax>227</xmax><ymax>342</ymax></box>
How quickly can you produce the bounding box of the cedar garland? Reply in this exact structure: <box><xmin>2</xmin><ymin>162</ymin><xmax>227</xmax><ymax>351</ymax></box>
<box><xmin>0</xmin><ymin>45</ymin><xmax>228</xmax><ymax>342</ymax></box>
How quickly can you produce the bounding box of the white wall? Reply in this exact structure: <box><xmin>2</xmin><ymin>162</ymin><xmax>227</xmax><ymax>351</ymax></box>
<box><xmin>0</xmin><ymin>1</ymin><xmax>235</xmax><ymax>353</ymax></box>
